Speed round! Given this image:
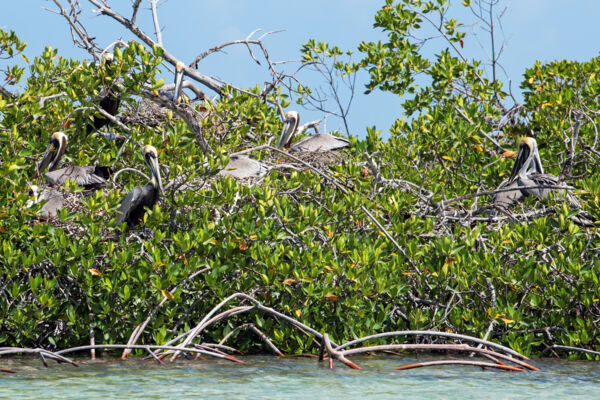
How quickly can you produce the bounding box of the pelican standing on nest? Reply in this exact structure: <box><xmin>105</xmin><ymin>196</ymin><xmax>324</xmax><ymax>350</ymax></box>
<box><xmin>276</xmin><ymin>111</ymin><xmax>349</xmax><ymax>153</ymax></box>
<box><xmin>37</xmin><ymin>131</ymin><xmax>110</xmax><ymax>188</ymax></box>
<box><xmin>86</xmin><ymin>53</ymin><xmax>121</xmax><ymax>135</ymax></box>
<box><xmin>116</xmin><ymin>145</ymin><xmax>163</xmax><ymax>227</ymax></box>
<box><xmin>493</xmin><ymin>137</ymin><xmax>580</xmax><ymax>209</ymax></box>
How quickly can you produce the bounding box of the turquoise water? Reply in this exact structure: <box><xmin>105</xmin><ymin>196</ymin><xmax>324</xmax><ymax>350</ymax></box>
<box><xmin>1</xmin><ymin>356</ymin><xmax>600</xmax><ymax>399</ymax></box>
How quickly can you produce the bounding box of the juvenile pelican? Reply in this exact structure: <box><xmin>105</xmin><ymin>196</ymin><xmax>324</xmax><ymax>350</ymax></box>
<box><xmin>37</xmin><ymin>132</ymin><xmax>110</xmax><ymax>189</ymax></box>
<box><xmin>27</xmin><ymin>185</ymin><xmax>64</xmax><ymax>219</ymax></box>
<box><xmin>116</xmin><ymin>145</ymin><xmax>163</xmax><ymax>227</ymax></box>
<box><xmin>276</xmin><ymin>111</ymin><xmax>349</xmax><ymax>152</ymax></box>
<box><xmin>86</xmin><ymin>53</ymin><xmax>121</xmax><ymax>135</ymax></box>
<box><xmin>493</xmin><ymin>137</ymin><xmax>579</xmax><ymax>209</ymax></box>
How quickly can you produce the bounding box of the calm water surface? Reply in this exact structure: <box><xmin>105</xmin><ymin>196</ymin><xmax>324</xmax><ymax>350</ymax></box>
<box><xmin>1</xmin><ymin>356</ymin><xmax>600</xmax><ymax>399</ymax></box>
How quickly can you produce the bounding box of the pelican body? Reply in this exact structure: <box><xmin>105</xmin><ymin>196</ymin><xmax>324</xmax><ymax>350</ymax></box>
<box><xmin>27</xmin><ymin>185</ymin><xmax>64</xmax><ymax>219</ymax></box>
<box><xmin>218</xmin><ymin>155</ymin><xmax>269</xmax><ymax>180</ymax></box>
<box><xmin>86</xmin><ymin>53</ymin><xmax>121</xmax><ymax>135</ymax></box>
<box><xmin>493</xmin><ymin>137</ymin><xmax>577</xmax><ymax>208</ymax></box>
<box><xmin>276</xmin><ymin>111</ymin><xmax>349</xmax><ymax>152</ymax></box>
<box><xmin>37</xmin><ymin>132</ymin><xmax>109</xmax><ymax>189</ymax></box>
<box><xmin>116</xmin><ymin>145</ymin><xmax>163</xmax><ymax>227</ymax></box>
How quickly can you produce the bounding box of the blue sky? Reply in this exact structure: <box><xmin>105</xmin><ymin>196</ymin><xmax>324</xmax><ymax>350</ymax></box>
<box><xmin>2</xmin><ymin>1</ymin><xmax>600</xmax><ymax>138</ymax></box>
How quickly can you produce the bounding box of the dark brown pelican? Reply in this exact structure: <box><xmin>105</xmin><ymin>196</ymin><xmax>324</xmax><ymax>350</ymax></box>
<box><xmin>493</xmin><ymin>137</ymin><xmax>580</xmax><ymax>209</ymax></box>
<box><xmin>37</xmin><ymin>131</ymin><xmax>110</xmax><ymax>189</ymax></box>
<box><xmin>276</xmin><ymin>111</ymin><xmax>349</xmax><ymax>153</ymax></box>
<box><xmin>116</xmin><ymin>145</ymin><xmax>163</xmax><ymax>227</ymax></box>
<box><xmin>86</xmin><ymin>53</ymin><xmax>121</xmax><ymax>135</ymax></box>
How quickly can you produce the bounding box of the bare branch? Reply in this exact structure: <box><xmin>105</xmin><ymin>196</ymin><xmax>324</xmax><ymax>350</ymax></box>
<box><xmin>149</xmin><ymin>0</ymin><xmax>163</xmax><ymax>46</ymax></box>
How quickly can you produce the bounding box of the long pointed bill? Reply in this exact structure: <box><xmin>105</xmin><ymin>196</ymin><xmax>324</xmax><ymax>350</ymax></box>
<box><xmin>37</xmin><ymin>143</ymin><xmax>56</xmax><ymax>176</ymax></box>
<box><xmin>508</xmin><ymin>141</ymin><xmax>530</xmax><ymax>181</ymax></box>
<box><xmin>173</xmin><ymin>67</ymin><xmax>184</xmax><ymax>104</ymax></box>
<box><xmin>150</xmin><ymin>156</ymin><xmax>164</xmax><ymax>195</ymax></box>
<box><xmin>277</xmin><ymin>117</ymin><xmax>296</xmax><ymax>149</ymax></box>
<box><xmin>532</xmin><ymin>145</ymin><xmax>545</xmax><ymax>174</ymax></box>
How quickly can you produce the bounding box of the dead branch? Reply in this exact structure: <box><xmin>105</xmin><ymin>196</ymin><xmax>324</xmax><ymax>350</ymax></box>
<box><xmin>121</xmin><ymin>266</ymin><xmax>210</xmax><ymax>358</ymax></box>
<box><xmin>86</xmin><ymin>0</ymin><xmax>223</xmax><ymax>94</ymax></box>
<box><xmin>339</xmin><ymin>343</ymin><xmax>538</xmax><ymax>371</ymax></box>
<box><xmin>0</xmin><ymin>347</ymin><xmax>79</xmax><ymax>367</ymax></box>
<box><xmin>219</xmin><ymin>323</ymin><xmax>284</xmax><ymax>356</ymax></box>
<box><xmin>335</xmin><ymin>330</ymin><xmax>528</xmax><ymax>360</ymax></box>
<box><xmin>395</xmin><ymin>359</ymin><xmax>524</xmax><ymax>371</ymax></box>
<box><xmin>540</xmin><ymin>345</ymin><xmax>600</xmax><ymax>358</ymax></box>
<box><xmin>54</xmin><ymin>344</ymin><xmax>242</xmax><ymax>363</ymax></box>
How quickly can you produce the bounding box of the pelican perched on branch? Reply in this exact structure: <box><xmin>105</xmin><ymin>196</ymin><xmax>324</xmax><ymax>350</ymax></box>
<box><xmin>276</xmin><ymin>111</ymin><xmax>349</xmax><ymax>153</ymax></box>
<box><xmin>37</xmin><ymin>131</ymin><xmax>110</xmax><ymax>188</ymax></box>
<box><xmin>116</xmin><ymin>145</ymin><xmax>163</xmax><ymax>227</ymax></box>
<box><xmin>86</xmin><ymin>53</ymin><xmax>121</xmax><ymax>135</ymax></box>
<box><xmin>493</xmin><ymin>137</ymin><xmax>580</xmax><ymax>209</ymax></box>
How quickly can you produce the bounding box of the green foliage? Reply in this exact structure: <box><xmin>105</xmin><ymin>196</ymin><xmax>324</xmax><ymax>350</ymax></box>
<box><xmin>1</xmin><ymin>0</ymin><xmax>599</xmax><ymax>361</ymax></box>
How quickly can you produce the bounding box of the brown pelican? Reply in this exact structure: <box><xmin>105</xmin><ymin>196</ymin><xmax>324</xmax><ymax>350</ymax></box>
<box><xmin>173</xmin><ymin>61</ymin><xmax>185</xmax><ymax>104</ymax></box>
<box><xmin>27</xmin><ymin>185</ymin><xmax>64</xmax><ymax>219</ymax></box>
<box><xmin>218</xmin><ymin>155</ymin><xmax>269</xmax><ymax>181</ymax></box>
<box><xmin>86</xmin><ymin>53</ymin><xmax>121</xmax><ymax>135</ymax></box>
<box><xmin>493</xmin><ymin>137</ymin><xmax>580</xmax><ymax>209</ymax></box>
<box><xmin>276</xmin><ymin>111</ymin><xmax>349</xmax><ymax>153</ymax></box>
<box><xmin>277</xmin><ymin>111</ymin><xmax>300</xmax><ymax>149</ymax></box>
<box><xmin>158</xmin><ymin>61</ymin><xmax>185</xmax><ymax>103</ymax></box>
<box><xmin>116</xmin><ymin>145</ymin><xmax>163</xmax><ymax>227</ymax></box>
<box><xmin>37</xmin><ymin>131</ymin><xmax>110</xmax><ymax>189</ymax></box>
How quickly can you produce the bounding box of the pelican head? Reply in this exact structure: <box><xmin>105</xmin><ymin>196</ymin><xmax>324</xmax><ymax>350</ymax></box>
<box><xmin>37</xmin><ymin>131</ymin><xmax>68</xmax><ymax>176</ymax></box>
<box><xmin>103</xmin><ymin>52</ymin><xmax>114</xmax><ymax>65</ymax></box>
<box><xmin>143</xmin><ymin>145</ymin><xmax>163</xmax><ymax>194</ymax></box>
<box><xmin>173</xmin><ymin>61</ymin><xmax>185</xmax><ymax>104</ymax></box>
<box><xmin>277</xmin><ymin>111</ymin><xmax>300</xmax><ymax>149</ymax></box>
<box><xmin>509</xmin><ymin>137</ymin><xmax>544</xmax><ymax>181</ymax></box>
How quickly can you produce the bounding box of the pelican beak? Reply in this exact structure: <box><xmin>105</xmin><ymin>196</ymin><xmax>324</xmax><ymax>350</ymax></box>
<box><xmin>508</xmin><ymin>139</ymin><xmax>531</xmax><ymax>181</ymax></box>
<box><xmin>37</xmin><ymin>142</ymin><xmax>56</xmax><ymax>176</ymax></box>
<box><xmin>37</xmin><ymin>132</ymin><xmax>67</xmax><ymax>175</ymax></box>
<box><xmin>152</xmin><ymin>156</ymin><xmax>164</xmax><ymax>195</ymax></box>
<box><xmin>174</xmin><ymin>61</ymin><xmax>185</xmax><ymax>104</ymax></box>
<box><xmin>531</xmin><ymin>141</ymin><xmax>545</xmax><ymax>174</ymax></box>
<box><xmin>277</xmin><ymin>112</ymin><xmax>299</xmax><ymax>149</ymax></box>
<box><xmin>145</xmin><ymin>148</ymin><xmax>164</xmax><ymax>195</ymax></box>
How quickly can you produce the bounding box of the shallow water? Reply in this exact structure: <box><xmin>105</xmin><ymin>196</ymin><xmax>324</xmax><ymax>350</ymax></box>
<box><xmin>1</xmin><ymin>356</ymin><xmax>600</xmax><ymax>399</ymax></box>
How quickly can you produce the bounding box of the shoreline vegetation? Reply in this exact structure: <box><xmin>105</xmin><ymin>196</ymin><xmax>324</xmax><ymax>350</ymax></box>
<box><xmin>1</xmin><ymin>0</ymin><xmax>599</xmax><ymax>371</ymax></box>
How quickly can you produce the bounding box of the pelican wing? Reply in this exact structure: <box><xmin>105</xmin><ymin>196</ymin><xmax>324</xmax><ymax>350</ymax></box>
<box><xmin>492</xmin><ymin>179</ymin><xmax>525</xmax><ymax>209</ymax></box>
<box><xmin>290</xmin><ymin>134</ymin><xmax>349</xmax><ymax>153</ymax></box>
<box><xmin>116</xmin><ymin>182</ymin><xmax>159</xmax><ymax>226</ymax></box>
<box><xmin>218</xmin><ymin>155</ymin><xmax>269</xmax><ymax>180</ymax></box>
<box><xmin>116</xmin><ymin>185</ymin><xmax>143</xmax><ymax>225</ymax></box>
<box><xmin>45</xmin><ymin>166</ymin><xmax>108</xmax><ymax>188</ymax></box>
